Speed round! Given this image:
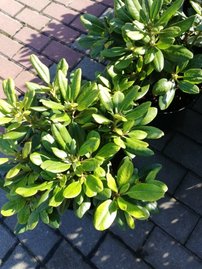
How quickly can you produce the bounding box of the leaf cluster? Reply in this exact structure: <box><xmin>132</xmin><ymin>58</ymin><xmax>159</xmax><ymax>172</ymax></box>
<box><xmin>0</xmin><ymin>55</ymin><xmax>167</xmax><ymax>232</ymax></box>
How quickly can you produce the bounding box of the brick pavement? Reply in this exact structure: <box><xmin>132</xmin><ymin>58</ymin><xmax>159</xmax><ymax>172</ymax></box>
<box><xmin>0</xmin><ymin>1</ymin><xmax>202</xmax><ymax>268</ymax></box>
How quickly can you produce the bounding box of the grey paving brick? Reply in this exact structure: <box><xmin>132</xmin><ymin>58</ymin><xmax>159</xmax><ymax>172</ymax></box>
<box><xmin>134</xmin><ymin>152</ymin><xmax>186</xmax><ymax>194</ymax></box>
<box><xmin>1</xmin><ymin>245</ymin><xmax>38</xmax><ymax>269</ymax></box>
<box><xmin>164</xmin><ymin>133</ymin><xmax>202</xmax><ymax>176</ymax></box>
<box><xmin>0</xmin><ymin>188</ymin><xmax>8</xmax><ymax>211</ymax></box>
<box><xmin>91</xmin><ymin>234</ymin><xmax>150</xmax><ymax>269</ymax></box>
<box><xmin>17</xmin><ymin>222</ymin><xmax>60</xmax><ymax>261</ymax></box>
<box><xmin>111</xmin><ymin>220</ymin><xmax>154</xmax><ymax>251</ymax></box>
<box><xmin>0</xmin><ymin>224</ymin><xmax>16</xmax><ymax>262</ymax></box>
<box><xmin>193</xmin><ymin>95</ymin><xmax>202</xmax><ymax>114</ymax></box>
<box><xmin>46</xmin><ymin>240</ymin><xmax>93</xmax><ymax>269</ymax></box>
<box><xmin>176</xmin><ymin>109</ymin><xmax>202</xmax><ymax>144</ymax></box>
<box><xmin>175</xmin><ymin>173</ymin><xmax>202</xmax><ymax>215</ymax></box>
<box><xmin>151</xmin><ymin>195</ymin><xmax>199</xmax><ymax>243</ymax></box>
<box><xmin>60</xmin><ymin>211</ymin><xmax>103</xmax><ymax>255</ymax></box>
<box><xmin>143</xmin><ymin>227</ymin><xmax>202</xmax><ymax>269</ymax></box>
<box><xmin>76</xmin><ymin>57</ymin><xmax>105</xmax><ymax>80</ymax></box>
<box><xmin>186</xmin><ymin>219</ymin><xmax>202</xmax><ymax>259</ymax></box>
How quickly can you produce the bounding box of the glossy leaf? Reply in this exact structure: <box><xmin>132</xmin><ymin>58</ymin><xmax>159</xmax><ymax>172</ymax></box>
<box><xmin>94</xmin><ymin>199</ymin><xmax>117</xmax><ymax>231</ymax></box>
<box><xmin>117</xmin><ymin>157</ymin><xmax>134</xmax><ymax>187</ymax></box>
<box><xmin>30</xmin><ymin>54</ymin><xmax>50</xmax><ymax>84</ymax></box>
<box><xmin>63</xmin><ymin>181</ymin><xmax>82</xmax><ymax>198</ymax></box>
<box><xmin>85</xmin><ymin>175</ymin><xmax>103</xmax><ymax>193</ymax></box>
<box><xmin>41</xmin><ymin>160</ymin><xmax>70</xmax><ymax>173</ymax></box>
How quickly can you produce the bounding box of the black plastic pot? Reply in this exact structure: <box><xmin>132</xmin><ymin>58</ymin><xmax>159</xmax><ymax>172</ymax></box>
<box><xmin>152</xmin><ymin>93</ymin><xmax>199</xmax><ymax>132</ymax></box>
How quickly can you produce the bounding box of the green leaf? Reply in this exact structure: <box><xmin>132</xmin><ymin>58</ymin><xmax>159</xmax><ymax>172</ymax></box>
<box><xmin>50</xmin><ymin>113</ymin><xmax>71</xmax><ymax>124</ymax></box>
<box><xmin>101</xmin><ymin>47</ymin><xmax>127</xmax><ymax>58</ymax></box>
<box><xmin>27</xmin><ymin>211</ymin><xmax>39</xmax><ymax>230</ymax></box>
<box><xmin>63</xmin><ymin>181</ymin><xmax>82</xmax><ymax>198</ymax></box>
<box><xmin>126</xmin><ymin>102</ymin><xmax>151</xmax><ymax>121</ymax></box>
<box><xmin>80</xmin><ymin>14</ymin><xmax>105</xmax><ymax>33</ymax></box>
<box><xmin>0</xmin><ymin>99</ymin><xmax>12</xmax><ymax>113</ymax></box>
<box><xmin>106</xmin><ymin>173</ymin><xmax>118</xmax><ymax>193</ymax></box>
<box><xmin>164</xmin><ymin>46</ymin><xmax>193</xmax><ymax>63</ymax></box>
<box><xmin>117</xmin><ymin>197</ymin><xmax>149</xmax><ymax>220</ymax></box>
<box><xmin>136</xmin><ymin>126</ymin><xmax>164</xmax><ymax>139</ymax></box>
<box><xmin>40</xmin><ymin>100</ymin><xmax>65</xmax><ymax>110</ymax></box>
<box><xmin>51</xmin><ymin>147</ymin><xmax>68</xmax><ymax>159</ymax></box>
<box><xmin>140</xmin><ymin>107</ymin><xmax>158</xmax><ymax>125</ymax></box>
<box><xmin>178</xmin><ymin>81</ymin><xmax>200</xmax><ymax>94</ymax></box>
<box><xmin>15</xmin><ymin>186</ymin><xmax>38</xmax><ymax>197</ymax></box>
<box><xmin>2</xmin><ymin>78</ymin><xmax>17</xmax><ymax>105</ymax></box>
<box><xmin>125</xmin><ymin>0</ymin><xmax>141</xmax><ymax>20</ymax></box>
<box><xmin>0</xmin><ymin>158</ymin><xmax>9</xmax><ymax>165</ymax></box>
<box><xmin>119</xmin><ymin>86</ymin><xmax>140</xmax><ymax>111</ymax></box>
<box><xmin>183</xmin><ymin>69</ymin><xmax>202</xmax><ymax>84</ymax></box>
<box><xmin>6</xmin><ymin>163</ymin><xmax>21</xmax><ymax>179</ymax></box>
<box><xmin>56</xmin><ymin>58</ymin><xmax>69</xmax><ymax>76</ymax></box>
<box><xmin>41</xmin><ymin>160</ymin><xmax>70</xmax><ymax>173</ymax></box>
<box><xmin>153</xmin><ymin>48</ymin><xmax>164</xmax><ymax>72</ymax></box>
<box><xmin>172</xmin><ymin>15</ymin><xmax>196</xmax><ymax>34</ymax></box>
<box><xmin>123</xmin><ymin>23</ymin><xmax>145</xmax><ymax>41</ymax></box>
<box><xmin>158</xmin><ymin>0</ymin><xmax>184</xmax><ymax>26</ymax></box>
<box><xmin>22</xmin><ymin>142</ymin><xmax>32</xmax><ymax>159</ymax></box>
<box><xmin>75</xmin><ymin>200</ymin><xmax>91</xmax><ymax>218</ymax></box>
<box><xmin>92</xmin><ymin>114</ymin><xmax>111</xmax><ymax>124</ymax></box>
<box><xmin>96</xmin><ymin>143</ymin><xmax>120</xmax><ymax>160</ymax></box>
<box><xmin>57</xmin><ymin>70</ymin><xmax>68</xmax><ymax>100</ymax></box>
<box><xmin>81</xmin><ymin>159</ymin><xmax>101</xmax><ymax>171</ymax></box>
<box><xmin>49</xmin><ymin>186</ymin><xmax>64</xmax><ymax>207</ymax></box>
<box><xmin>85</xmin><ymin>175</ymin><xmax>103</xmax><ymax>193</ymax></box>
<box><xmin>98</xmin><ymin>84</ymin><xmax>113</xmax><ymax>112</ymax></box>
<box><xmin>70</xmin><ymin>68</ymin><xmax>82</xmax><ymax>101</ymax></box>
<box><xmin>128</xmin><ymin>130</ymin><xmax>147</xmax><ymax>140</ymax></box>
<box><xmin>3</xmin><ymin>130</ymin><xmax>27</xmax><ymax>140</ymax></box>
<box><xmin>113</xmin><ymin>91</ymin><xmax>125</xmax><ymax>110</ymax></box>
<box><xmin>117</xmin><ymin>157</ymin><xmax>134</xmax><ymax>187</ymax></box>
<box><xmin>0</xmin><ymin>117</ymin><xmax>12</xmax><ymax>124</ymax></box>
<box><xmin>94</xmin><ymin>200</ymin><xmax>117</xmax><ymax>231</ymax></box>
<box><xmin>127</xmin><ymin>183</ymin><xmax>166</xmax><ymax>201</ymax></box>
<box><xmin>77</xmin><ymin>82</ymin><xmax>98</xmax><ymax>111</ymax></box>
<box><xmin>78</xmin><ymin>131</ymin><xmax>100</xmax><ymax>156</ymax></box>
<box><xmin>1</xmin><ymin>201</ymin><xmax>16</xmax><ymax>217</ymax></box>
<box><xmin>150</xmin><ymin>0</ymin><xmax>163</xmax><ymax>21</ymax></box>
<box><xmin>125</xmin><ymin>137</ymin><xmax>154</xmax><ymax>157</ymax></box>
<box><xmin>153</xmin><ymin>78</ymin><xmax>173</xmax><ymax>96</ymax></box>
<box><xmin>30</xmin><ymin>54</ymin><xmax>50</xmax><ymax>84</ymax></box>
<box><xmin>159</xmin><ymin>89</ymin><xmax>176</xmax><ymax>110</ymax></box>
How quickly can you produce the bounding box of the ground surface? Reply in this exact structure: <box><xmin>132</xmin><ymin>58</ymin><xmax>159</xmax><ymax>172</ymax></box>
<box><xmin>0</xmin><ymin>1</ymin><xmax>202</xmax><ymax>268</ymax></box>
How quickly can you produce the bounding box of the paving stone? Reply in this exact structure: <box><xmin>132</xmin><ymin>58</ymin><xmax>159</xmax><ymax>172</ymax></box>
<box><xmin>164</xmin><ymin>133</ymin><xmax>202</xmax><ymax>177</ymax></box>
<box><xmin>16</xmin><ymin>8</ymin><xmax>51</xmax><ymax>31</ymax></box>
<box><xmin>0</xmin><ymin>12</ymin><xmax>22</xmax><ymax>36</ymax></box>
<box><xmin>70</xmin><ymin>15</ymin><xmax>87</xmax><ymax>32</ymax></box>
<box><xmin>0</xmin><ymin>188</ymin><xmax>8</xmax><ymax>211</ymax></box>
<box><xmin>76</xmin><ymin>57</ymin><xmax>105</xmax><ymax>80</ymax></box>
<box><xmin>0</xmin><ymin>0</ymin><xmax>23</xmax><ymax>17</ymax></box>
<box><xmin>1</xmin><ymin>245</ymin><xmax>38</xmax><ymax>269</ymax></box>
<box><xmin>186</xmin><ymin>219</ymin><xmax>202</xmax><ymax>259</ymax></box>
<box><xmin>15</xmin><ymin>70</ymin><xmax>40</xmax><ymax>93</ymax></box>
<box><xmin>0</xmin><ymin>34</ymin><xmax>22</xmax><ymax>59</ymax></box>
<box><xmin>17</xmin><ymin>222</ymin><xmax>60</xmax><ymax>261</ymax></box>
<box><xmin>134</xmin><ymin>152</ymin><xmax>186</xmax><ymax>194</ymax></box>
<box><xmin>15</xmin><ymin>27</ymin><xmax>50</xmax><ymax>52</ymax></box>
<box><xmin>151</xmin><ymin>195</ymin><xmax>199</xmax><ymax>244</ymax></box>
<box><xmin>18</xmin><ymin>0</ymin><xmax>50</xmax><ymax>11</ymax></box>
<box><xmin>0</xmin><ymin>55</ymin><xmax>23</xmax><ymax>79</ymax></box>
<box><xmin>96</xmin><ymin>0</ymin><xmax>114</xmax><ymax>7</ymax></box>
<box><xmin>60</xmin><ymin>211</ymin><xmax>103</xmax><ymax>255</ymax></box>
<box><xmin>42</xmin><ymin>40</ymin><xmax>83</xmax><ymax>67</ymax></box>
<box><xmin>43</xmin><ymin>3</ymin><xmax>78</xmax><ymax>24</ymax></box>
<box><xmin>91</xmin><ymin>234</ymin><xmax>150</xmax><ymax>269</ymax></box>
<box><xmin>0</xmin><ymin>224</ymin><xmax>16</xmax><ymax>262</ymax></box>
<box><xmin>176</xmin><ymin>109</ymin><xmax>202</xmax><ymax>144</ymax></box>
<box><xmin>143</xmin><ymin>227</ymin><xmax>202</xmax><ymax>269</ymax></box>
<box><xmin>42</xmin><ymin>20</ymin><xmax>80</xmax><ymax>43</ymax></box>
<box><xmin>111</xmin><ymin>220</ymin><xmax>154</xmax><ymax>251</ymax></box>
<box><xmin>69</xmin><ymin>0</ymin><xmax>106</xmax><ymax>16</ymax></box>
<box><xmin>13</xmin><ymin>46</ymin><xmax>52</xmax><ymax>70</ymax></box>
<box><xmin>175</xmin><ymin>173</ymin><xmax>202</xmax><ymax>215</ymax></box>
<box><xmin>46</xmin><ymin>240</ymin><xmax>93</xmax><ymax>269</ymax></box>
